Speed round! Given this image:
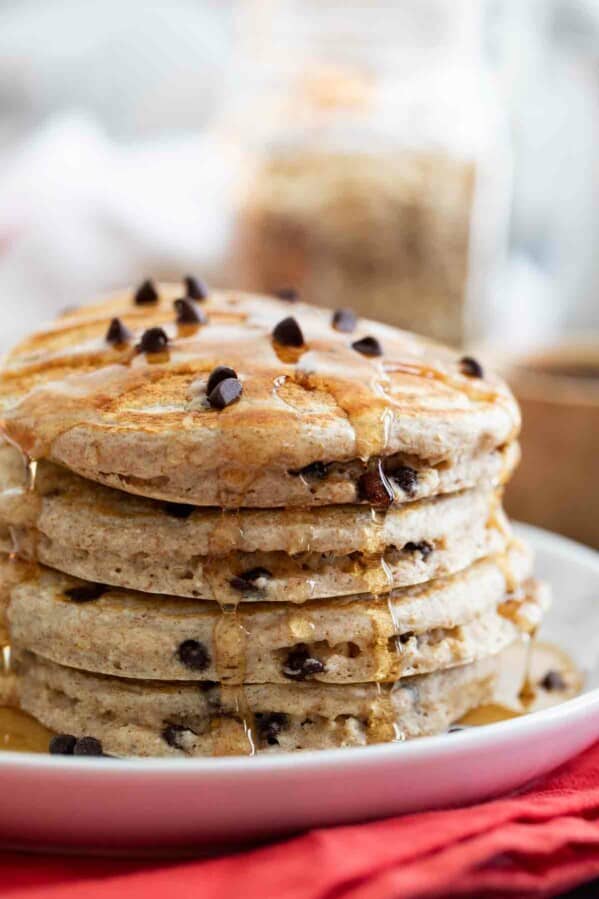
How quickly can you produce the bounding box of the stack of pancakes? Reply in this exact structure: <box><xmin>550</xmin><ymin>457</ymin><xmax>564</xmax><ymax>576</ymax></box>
<box><xmin>0</xmin><ymin>282</ymin><xmax>546</xmax><ymax>756</ymax></box>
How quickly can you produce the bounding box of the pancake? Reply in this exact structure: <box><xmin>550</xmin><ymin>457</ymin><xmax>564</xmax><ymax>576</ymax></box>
<box><xmin>0</xmin><ymin>283</ymin><xmax>520</xmax><ymax>507</ymax></box>
<box><xmin>5</xmin><ymin>548</ymin><xmax>541</xmax><ymax>684</ymax></box>
<box><xmin>0</xmin><ymin>448</ymin><xmax>510</xmax><ymax>599</ymax></box>
<box><xmin>13</xmin><ymin>641</ymin><xmax>530</xmax><ymax>756</ymax></box>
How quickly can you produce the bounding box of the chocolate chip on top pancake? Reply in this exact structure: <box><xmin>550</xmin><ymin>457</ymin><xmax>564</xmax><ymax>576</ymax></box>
<box><xmin>0</xmin><ymin>283</ymin><xmax>520</xmax><ymax>507</ymax></box>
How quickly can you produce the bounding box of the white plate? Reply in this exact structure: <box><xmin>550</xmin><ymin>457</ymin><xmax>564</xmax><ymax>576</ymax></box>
<box><xmin>1</xmin><ymin>523</ymin><xmax>599</xmax><ymax>854</ymax></box>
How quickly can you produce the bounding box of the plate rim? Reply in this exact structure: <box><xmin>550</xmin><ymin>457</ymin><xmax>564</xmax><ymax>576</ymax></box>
<box><xmin>1</xmin><ymin>521</ymin><xmax>598</xmax><ymax>777</ymax></box>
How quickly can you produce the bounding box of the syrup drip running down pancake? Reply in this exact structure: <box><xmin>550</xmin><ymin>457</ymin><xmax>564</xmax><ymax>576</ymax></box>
<box><xmin>0</xmin><ymin>284</ymin><xmax>520</xmax><ymax>507</ymax></box>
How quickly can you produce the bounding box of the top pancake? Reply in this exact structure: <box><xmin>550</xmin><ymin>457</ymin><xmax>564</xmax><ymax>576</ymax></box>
<box><xmin>0</xmin><ymin>282</ymin><xmax>520</xmax><ymax>507</ymax></box>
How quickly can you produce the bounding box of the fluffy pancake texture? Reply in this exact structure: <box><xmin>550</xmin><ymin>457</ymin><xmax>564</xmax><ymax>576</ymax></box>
<box><xmin>0</xmin><ymin>284</ymin><xmax>520</xmax><ymax>507</ymax></box>
<box><xmin>4</xmin><ymin>548</ymin><xmax>541</xmax><ymax>685</ymax></box>
<box><xmin>14</xmin><ymin>642</ymin><xmax>529</xmax><ymax>756</ymax></box>
<box><xmin>0</xmin><ymin>442</ymin><xmax>510</xmax><ymax>600</ymax></box>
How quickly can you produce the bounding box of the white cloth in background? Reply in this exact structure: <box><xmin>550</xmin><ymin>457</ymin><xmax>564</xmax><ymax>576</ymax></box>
<box><xmin>0</xmin><ymin>115</ymin><xmax>241</xmax><ymax>349</ymax></box>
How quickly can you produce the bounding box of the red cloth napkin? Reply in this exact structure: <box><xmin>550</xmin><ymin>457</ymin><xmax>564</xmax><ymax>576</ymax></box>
<box><xmin>4</xmin><ymin>741</ymin><xmax>599</xmax><ymax>899</ymax></box>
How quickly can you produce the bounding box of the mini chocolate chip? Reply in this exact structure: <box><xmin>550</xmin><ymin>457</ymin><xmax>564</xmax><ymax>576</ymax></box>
<box><xmin>137</xmin><ymin>327</ymin><xmax>169</xmax><ymax>354</ymax></box>
<box><xmin>134</xmin><ymin>279</ymin><xmax>159</xmax><ymax>305</ymax></box>
<box><xmin>65</xmin><ymin>583</ymin><xmax>107</xmax><ymax>603</ymax></box>
<box><xmin>164</xmin><ymin>503</ymin><xmax>194</xmax><ymax>519</ymax></box>
<box><xmin>403</xmin><ymin>541</ymin><xmax>434</xmax><ymax>561</ymax></box>
<box><xmin>229</xmin><ymin>574</ymin><xmax>264</xmax><ymax>595</ymax></box>
<box><xmin>283</xmin><ymin>644</ymin><xmax>326</xmax><ymax>681</ymax></box>
<box><xmin>208</xmin><ymin>377</ymin><xmax>243</xmax><ymax>410</ymax></box>
<box><xmin>390</xmin><ymin>465</ymin><xmax>418</xmax><ymax>497</ymax></box>
<box><xmin>162</xmin><ymin>723</ymin><xmax>188</xmax><ymax>749</ymax></box>
<box><xmin>105</xmin><ymin>317</ymin><xmax>132</xmax><ymax>346</ymax></box>
<box><xmin>332</xmin><ymin>308</ymin><xmax>357</xmax><ymax>333</ymax></box>
<box><xmin>241</xmin><ymin>567</ymin><xmax>272</xmax><ymax>582</ymax></box>
<box><xmin>302</xmin><ymin>658</ymin><xmax>326</xmax><ymax>676</ymax></box>
<box><xmin>184</xmin><ymin>275</ymin><xmax>208</xmax><ymax>300</ymax></box>
<box><xmin>398</xmin><ymin>631</ymin><xmax>414</xmax><ymax>645</ymax></box>
<box><xmin>273</xmin><ymin>316</ymin><xmax>304</xmax><ymax>347</ymax></box>
<box><xmin>49</xmin><ymin>733</ymin><xmax>76</xmax><ymax>755</ymax></box>
<box><xmin>207</xmin><ymin>365</ymin><xmax>238</xmax><ymax>395</ymax></box>
<box><xmin>460</xmin><ymin>356</ymin><xmax>484</xmax><ymax>378</ymax></box>
<box><xmin>256</xmin><ymin>712</ymin><xmax>288</xmax><ymax>746</ymax></box>
<box><xmin>541</xmin><ymin>670</ymin><xmax>566</xmax><ymax>691</ymax></box>
<box><xmin>177</xmin><ymin>639</ymin><xmax>210</xmax><ymax>671</ymax></box>
<box><xmin>352</xmin><ymin>336</ymin><xmax>382</xmax><ymax>357</ymax></box>
<box><xmin>174</xmin><ymin>297</ymin><xmax>207</xmax><ymax>325</ymax></box>
<box><xmin>358</xmin><ymin>459</ymin><xmax>394</xmax><ymax>508</ymax></box>
<box><xmin>275</xmin><ymin>287</ymin><xmax>298</xmax><ymax>302</ymax></box>
<box><xmin>292</xmin><ymin>461</ymin><xmax>330</xmax><ymax>480</ymax></box>
<box><xmin>73</xmin><ymin>736</ymin><xmax>104</xmax><ymax>756</ymax></box>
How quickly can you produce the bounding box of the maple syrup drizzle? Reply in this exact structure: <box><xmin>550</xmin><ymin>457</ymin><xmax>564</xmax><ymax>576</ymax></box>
<box><xmin>202</xmin><ymin>557</ymin><xmax>255</xmax><ymax>757</ymax></box>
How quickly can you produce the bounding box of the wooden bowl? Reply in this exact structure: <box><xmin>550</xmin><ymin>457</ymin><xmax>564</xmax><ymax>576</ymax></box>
<box><xmin>492</xmin><ymin>338</ymin><xmax>599</xmax><ymax>549</ymax></box>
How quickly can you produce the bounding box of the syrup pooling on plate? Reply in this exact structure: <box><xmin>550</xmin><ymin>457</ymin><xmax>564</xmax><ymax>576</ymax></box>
<box><xmin>458</xmin><ymin>641</ymin><xmax>582</xmax><ymax>728</ymax></box>
<box><xmin>0</xmin><ymin>707</ymin><xmax>53</xmax><ymax>753</ymax></box>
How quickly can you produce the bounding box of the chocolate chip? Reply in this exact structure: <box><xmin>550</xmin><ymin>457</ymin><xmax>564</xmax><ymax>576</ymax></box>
<box><xmin>273</xmin><ymin>316</ymin><xmax>304</xmax><ymax>347</ymax></box>
<box><xmin>283</xmin><ymin>644</ymin><xmax>326</xmax><ymax>681</ymax></box>
<box><xmin>540</xmin><ymin>670</ymin><xmax>566</xmax><ymax>691</ymax></box>
<box><xmin>230</xmin><ymin>567</ymin><xmax>271</xmax><ymax>595</ymax></box>
<box><xmin>241</xmin><ymin>567</ymin><xmax>272</xmax><ymax>583</ymax></box>
<box><xmin>49</xmin><ymin>733</ymin><xmax>76</xmax><ymax>755</ymax></box>
<box><xmin>275</xmin><ymin>288</ymin><xmax>298</xmax><ymax>302</ymax></box>
<box><xmin>207</xmin><ymin>377</ymin><xmax>243</xmax><ymax>410</ymax></box>
<box><xmin>177</xmin><ymin>639</ymin><xmax>210</xmax><ymax>671</ymax></box>
<box><xmin>134</xmin><ymin>279</ymin><xmax>159</xmax><ymax>305</ymax></box>
<box><xmin>65</xmin><ymin>583</ymin><xmax>107</xmax><ymax>603</ymax></box>
<box><xmin>184</xmin><ymin>275</ymin><xmax>208</xmax><ymax>300</ymax></box>
<box><xmin>460</xmin><ymin>356</ymin><xmax>484</xmax><ymax>378</ymax></box>
<box><xmin>73</xmin><ymin>736</ymin><xmax>104</xmax><ymax>756</ymax></box>
<box><xmin>229</xmin><ymin>577</ymin><xmax>262</xmax><ymax>595</ymax></box>
<box><xmin>398</xmin><ymin>631</ymin><xmax>414</xmax><ymax>645</ymax></box>
<box><xmin>162</xmin><ymin>723</ymin><xmax>188</xmax><ymax>749</ymax></box>
<box><xmin>403</xmin><ymin>541</ymin><xmax>434</xmax><ymax>561</ymax></box>
<box><xmin>358</xmin><ymin>459</ymin><xmax>394</xmax><ymax>508</ymax></box>
<box><xmin>332</xmin><ymin>308</ymin><xmax>357</xmax><ymax>333</ymax></box>
<box><xmin>105</xmin><ymin>317</ymin><xmax>131</xmax><ymax>346</ymax></box>
<box><xmin>292</xmin><ymin>461</ymin><xmax>330</xmax><ymax>480</ymax></box>
<box><xmin>164</xmin><ymin>503</ymin><xmax>194</xmax><ymax>519</ymax></box>
<box><xmin>137</xmin><ymin>327</ymin><xmax>169</xmax><ymax>354</ymax></box>
<box><xmin>390</xmin><ymin>465</ymin><xmax>418</xmax><ymax>497</ymax></box>
<box><xmin>207</xmin><ymin>365</ymin><xmax>238</xmax><ymax>395</ymax></box>
<box><xmin>174</xmin><ymin>297</ymin><xmax>207</xmax><ymax>325</ymax></box>
<box><xmin>256</xmin><ymin>712</ymin><xmax>288</xmax><ymax>746</ymax></box>
<box><xmin>352</xmin><ymin>336</ymin><xmax>382</xmax><ymax>357</ymax></box>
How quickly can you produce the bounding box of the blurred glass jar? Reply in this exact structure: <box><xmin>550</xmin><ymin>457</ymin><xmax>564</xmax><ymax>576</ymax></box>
<box><xmin>227</xmin><ymin>0</ymin><xmax>511</xmax><ymax>346</ymax></box>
